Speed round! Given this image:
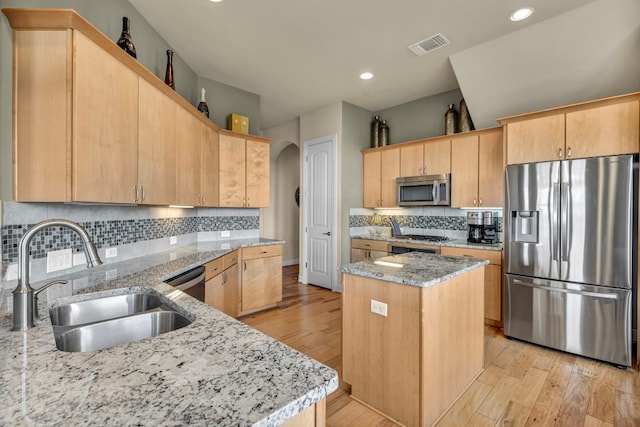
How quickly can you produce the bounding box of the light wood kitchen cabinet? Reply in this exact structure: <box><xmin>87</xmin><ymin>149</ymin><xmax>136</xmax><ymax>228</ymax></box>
<box><xmin>451</xmin><ymin>127</ymin><xmax>503</xmax><ymax>208</ymax></box>
<box><xmin>362</xmin><ymin>148</ymin><xmax>400</xmax><ymax>208</ymax></box>
<box><xmin>204</xmin><ymin>251</ymin><xmax>239</xmax><ymax>317</ymax></box>
<box><xmin>176</xmin><ymin>106</ymin><xmax>203</xmax><ymax>206</ymax></box>
<box><xmin>240</xmin><ymin>245</ymin><xmax>283</xmax><ymax>315</ymax></box>
<box><xmin>441</xmin><ymin>246</ymin><xmax>503</xmax><ymax>325</ymax></box>
<box><xmin>399</xmin><ymin>139</ymin><xmax>451</xmax><ymax>177</ymax></box>
<box><xmin>200</xmin><ymin>125</ymin><xmax>220</xmax><ymax>207</ymax></box>
<box><xmin>350</xmin><ymin>239</ymin><xmax>388</xmax><ymax>262</ymax></box>
<box><xmin>502</xmin><ymin>95</ymin><xmax>640</xmax><ymax>165</ymax></box>
<box><xmin>219</xmin><ymin>133</ymin><xmax>271</xmax><ymax>208</ymax></box>
<box><xmin>137</xmin><ymin>78</ymin><xmax>176</xmax><ymax>205</ymax></box>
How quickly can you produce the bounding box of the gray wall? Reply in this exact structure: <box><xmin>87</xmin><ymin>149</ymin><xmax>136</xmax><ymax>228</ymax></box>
<box><xmin>341</xmin><ymin>102</ymin><xmax>371</xmax><ymax>266</ymax></box>
<box><xmin>375</xmin><ymin>88</ymin><xmax>464</xmax><ymax>144</ymax></box>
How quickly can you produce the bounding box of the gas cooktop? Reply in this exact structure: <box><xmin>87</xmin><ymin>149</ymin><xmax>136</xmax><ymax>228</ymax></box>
<box><xmin>392</xmin><ymin>234</ymin><xmax>451</xmax><ymax>242</ymax></box>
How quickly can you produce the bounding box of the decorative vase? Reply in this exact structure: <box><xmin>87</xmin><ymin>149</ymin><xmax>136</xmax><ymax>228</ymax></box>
<box><xmin>459</xmin><ymin>98</ymin><xmax>475</xmax><ymax>132</ymax></box>
<box><xmin>197</xmin><ymin>88</ymin><xmax>210</xmax><ymax>118</ymax></box>
<box><xmin>445</xmin><ymin>104</ymin><xmax>458</xmax><ymax>135</ymax></box>
<box><xmin>164</xmin><ymin>50</ymin><xmax>175</xmax><ymax>90</ymax></box>
<box><xmin>380</xmin><ymin>120</ymin><xmax>389</xmax><ymax>146</ymax></box>
<box><xmin>116</xmin><ymin>17</ymin><xmax>137</xmax><ymax>59</ymax></box>
<box><xmin>370</xmin><ymin>115</ymin><xmax>381</xmax><ymax>148</ymax></box>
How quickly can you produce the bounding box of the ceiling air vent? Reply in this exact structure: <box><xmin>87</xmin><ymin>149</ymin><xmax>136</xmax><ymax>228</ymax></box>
<box><xmin>408</xmin><ymin>33</ymin><xmax>450</xmax><ymax>56</ymax></box>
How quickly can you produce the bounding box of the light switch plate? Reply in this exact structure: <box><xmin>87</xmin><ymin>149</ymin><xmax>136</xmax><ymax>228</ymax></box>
<box><xmin>370</xmin><ymin>299</ymin><xmax>388</xmax><ymax>317</ymax></box>
<box><xmin>105</xmin><ymin>247</ymin><xmax>118</xmax><ymax>258</ymax></box>
<box><xmin>170</xmin><ymin>236</ymin><xmax>177</xmax><ymax>245</ymax></box>
<box><xmin>46</xmin><ymin>248</ymin><xmax>73</xmax><ymax>273</ymax></box>
<box><xmin>221</xmin><ymin>231</ymin><xmax>230</xmax><ymax>238</ymax></box>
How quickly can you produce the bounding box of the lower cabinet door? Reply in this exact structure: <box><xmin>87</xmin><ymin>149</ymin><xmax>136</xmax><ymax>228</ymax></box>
<box><xmin>222</xmin><ymin>266</ymin><xmax>239</xmax><ymax>317</ymax></box>
<box><xmin>241</xmin><ymin>256</ymin><xmax>282</xmax><ymax>313</ymax></box>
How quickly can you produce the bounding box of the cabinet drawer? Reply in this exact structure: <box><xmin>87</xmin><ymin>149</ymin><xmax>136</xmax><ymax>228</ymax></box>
<box><xmin>204</xmin><ymin>257</ymin><xmax>224</xmax><ymax>281</ymax></box>
<box><xmin>441</xmin><ymin>246</ymin><xmax>502</xmax><ymax>265</ymax></box>
<box><xmin>242</xmin><ymin>244</ymin><xmax>282</xmax><ymax>260</ymax></box>
<box><xmin>351</xmin><ymin>239</ymin><xmax>388</xmax><ymax>252</ymax></box>
<box><xmin>223</xmin><ymin>250</ymin><xmax>238</xmax><ymax>269</ymax></box>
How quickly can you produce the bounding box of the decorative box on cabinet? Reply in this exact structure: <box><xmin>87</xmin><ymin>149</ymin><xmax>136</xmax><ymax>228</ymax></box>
<box><xmin>441</xmin><ymin>246</ymin><xmax>503</xmax><ymax>325</ymax></box>
<box><xmin>239</xmin><ymin>245</ymin><xmax>283</xmax><ymax>315</ymax></box>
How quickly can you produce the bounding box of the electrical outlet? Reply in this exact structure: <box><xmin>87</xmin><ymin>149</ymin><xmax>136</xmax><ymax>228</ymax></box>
<box><xmin>46</xmin><ymin>249</ymin><xmax>73</xmax><ymax>273</ymax></box>
<box><xmin>221</xmin><ymin>230</ymin><xmax>230</xmax><ymax>238</ymax></box>
<box><xmin>73</xmin><ymin>252</ymin><xmax>87</xmax><ymax>266</ymax></box>
<box><xmin>106</xmin><ymin>269</ymin><xmax>118</xmax><ymax>280</ymax></box>
<box><xmin>105</xmin><ymin>247</ymin><xmax>118</xmax><ymax>258</ymax></box>
<box><xmin>170</xmin><ymin>236</ymin><xmax>178</xmax><ymax>245</ymax></box>
<box><xmin>370</xmin><ymin>299</ymin><xmax>388</xmax><ymax>317</ymax></box>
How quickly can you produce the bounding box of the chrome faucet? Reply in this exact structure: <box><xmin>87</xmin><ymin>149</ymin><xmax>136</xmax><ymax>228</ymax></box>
<box><xmin>12</xmin><ymin>219</ymin><xmax>103</xmax><ymax>331</ymax></box>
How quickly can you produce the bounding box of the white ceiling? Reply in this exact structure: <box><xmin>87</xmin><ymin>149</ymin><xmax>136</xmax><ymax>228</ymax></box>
<box><xmin>128</xmin><ymin>0</ymin><xmax>599</xmax><ymax>130</ymax></box>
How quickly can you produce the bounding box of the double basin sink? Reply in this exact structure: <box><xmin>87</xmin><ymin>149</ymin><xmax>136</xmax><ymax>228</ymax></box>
<box><xmin>49</xmin><ymin>292</ymin><xmax>193</xmax><ymax>352</ymax></box>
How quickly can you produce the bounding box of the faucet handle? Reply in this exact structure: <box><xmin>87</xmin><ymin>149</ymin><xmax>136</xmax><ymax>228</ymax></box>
<box><xmin>33</xmin><ymin>280</ymin><xmax>68</xmax><ymax>320</ymax></box>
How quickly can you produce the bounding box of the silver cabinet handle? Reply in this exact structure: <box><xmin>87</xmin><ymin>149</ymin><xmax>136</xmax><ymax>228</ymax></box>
<box><xmin>243</xmin><ymin>261</ymin><xmax>247</xmax><ymax>271</ymax></box>
<box><xmin>479</xmin><ymin>197</ymin><xmax>483</xmax><ymax>206</ymax></box>
<box><xmin>140</xmin><ymin>186</ymin><xmax>146</xmax><ymax>203</ymax></box>
<box><xmin>567</xmin><ymin>147</ymin><xmax>572</xmax><ymax>158</ymax></box>
<box><xmin>133</xmin><ymin>185</ymin><xmax>139</xmax><ymax>203</ymax></box>
<box><xmin>558</xmin><ymin>148</ymin><xmax>563</xmax><ymax>158</ymax></box>
<box><xmin>473</xmin><ymin>198</ymin><xmax>477</xmax><ymax>206</ymax></box>
<box><xmin>210</xmin><ymin>267</ymin><xmax>218</xmax><ymax>272</ymax></box>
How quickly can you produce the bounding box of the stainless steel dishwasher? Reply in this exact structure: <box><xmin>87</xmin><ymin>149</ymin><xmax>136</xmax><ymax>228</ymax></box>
<box><xmin>164</xmin><ymin>266</ymin><xmax>206</xmax><ymax>302</ymax></box>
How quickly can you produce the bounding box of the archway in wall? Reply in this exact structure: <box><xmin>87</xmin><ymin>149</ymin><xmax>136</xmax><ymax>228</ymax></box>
<box><xmin>274</xmin><ymin>143</ymin><xmax>300</xmax><ymax>266</ymax></box>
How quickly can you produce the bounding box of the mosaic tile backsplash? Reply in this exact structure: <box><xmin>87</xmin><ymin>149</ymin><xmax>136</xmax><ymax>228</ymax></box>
<box><xmin>2</xmin><ymin>215</ymin><xmax>258</xmax><ymax>263</ymax></box>
<box><xmin>349</xmin><ymin>214</ymin><xmax>503</xmax><ymax>232</ymax></box>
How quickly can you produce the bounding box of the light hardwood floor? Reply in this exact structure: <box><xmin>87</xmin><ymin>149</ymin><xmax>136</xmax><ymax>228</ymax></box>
<box><xmin>239</xmin><ymin>266</ymin><xmax>640</xmax><ymax>427</ymax></box>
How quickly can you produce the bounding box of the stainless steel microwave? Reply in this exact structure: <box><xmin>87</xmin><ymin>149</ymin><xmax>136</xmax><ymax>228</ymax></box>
<box><xmin>396</xmin><ymin>174</ymin><xmax>451</xmax><ymax>206</ymax></box>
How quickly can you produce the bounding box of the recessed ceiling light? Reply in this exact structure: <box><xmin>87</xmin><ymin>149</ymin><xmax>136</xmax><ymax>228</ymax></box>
<box><xmin>360</xmin><ymin>72</ymin><xmax>374</xmax><ymax>80</ymax></box>
<box><xmin>209</xmin><ymin>0</ymin><xmax>223</xmax><ymax>2</ymax></box>
<box><xmin>510</xmin><ymin>7</ymin><xmax>534</xmax><ymax>22</ymax></box>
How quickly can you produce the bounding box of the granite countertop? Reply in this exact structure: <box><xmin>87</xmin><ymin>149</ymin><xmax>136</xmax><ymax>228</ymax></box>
<box><xmin>0</xmin><ymin>238</ymin><xmax>338</xmax><ymax>426</ymax></box>
<box><xmin>338</xmin><ymin>251</ymin><xmax>489</xmax><ymax>287</ymax></box>
<box><xmin>351</xmin><ymin>234</ymin><xmax>503</xmax><ymax>251</ymax></box>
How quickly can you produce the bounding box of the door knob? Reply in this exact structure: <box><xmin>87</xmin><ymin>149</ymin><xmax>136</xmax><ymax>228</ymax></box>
<box><xmin>323</xmin><ymin>232</ymin><xmax>331</xmax><ymax>236</ymax></box>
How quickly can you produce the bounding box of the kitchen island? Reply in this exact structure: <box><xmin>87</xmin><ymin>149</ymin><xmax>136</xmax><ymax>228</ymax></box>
<box><xmin>0</xmin><ymin>239</ymin><xmax>337</xmax><ymax>426</ymax></box>
<box><xmin>338</xmin><ymin>252</ymin><xmax>488</xmax><ymax>426</ymax></box>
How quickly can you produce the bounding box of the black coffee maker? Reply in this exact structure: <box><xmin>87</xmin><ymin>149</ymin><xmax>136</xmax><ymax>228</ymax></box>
<box><xmin>467</xmin><ymin>211</ymin><xmax>497</xmax><ymax>244</ymax></box>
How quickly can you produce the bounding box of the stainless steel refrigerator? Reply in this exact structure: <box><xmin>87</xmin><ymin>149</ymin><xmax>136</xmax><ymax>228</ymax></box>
<box><xmin>504</xmin><ymin>154</ymin><xmax>636</xmax><ymax>367</ymax></box>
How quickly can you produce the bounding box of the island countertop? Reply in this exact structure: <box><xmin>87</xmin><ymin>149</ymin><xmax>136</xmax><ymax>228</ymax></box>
<box><xmin>0</xmin><ymin>238</ymin><xmax>338</xmax><ymax>426</ymax></box>
<box><xmin>338</xmin><ymin>251</ymin><xmax>489</xmax><ymax>287</ymax></box>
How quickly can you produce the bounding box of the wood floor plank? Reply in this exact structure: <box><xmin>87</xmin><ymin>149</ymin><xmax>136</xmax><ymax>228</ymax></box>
<box><xmin>240</xmin><ymin>265</ymin><xmax>640</xmax><ymax>427</ymax></box>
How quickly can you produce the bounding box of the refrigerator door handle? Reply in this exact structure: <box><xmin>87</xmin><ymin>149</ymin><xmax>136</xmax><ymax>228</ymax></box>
<box><xmin>561</xmin><ymin>182</ymin><xmax>570</xmax><ymax>261</ymax></box>
<box><xmin>512</xmin><ymin>279</ymin><xmax>618</xmax><ymax>300</ymax></box>
<box><xmin>551</xmin><ymin>182</ymin><xmax>560</xmax><ymax>262</ymax></box>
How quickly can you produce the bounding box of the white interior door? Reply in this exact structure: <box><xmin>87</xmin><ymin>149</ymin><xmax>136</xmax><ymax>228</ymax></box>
<box><xmin>303</xmin><ymin>135</ymin><xmax>336</xmax><ymax>290</ymax></box>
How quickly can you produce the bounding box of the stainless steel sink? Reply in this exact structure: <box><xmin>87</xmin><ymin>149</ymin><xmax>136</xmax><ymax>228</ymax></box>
<box><xmin>49</xmin><ymin>292</ymin><xmax>168</xmax><ymax>327</ymax></box>
<box><xmin>53</xmin><ymin>310</ymin><xmax>192</xmax><ymax>352</ymax></box>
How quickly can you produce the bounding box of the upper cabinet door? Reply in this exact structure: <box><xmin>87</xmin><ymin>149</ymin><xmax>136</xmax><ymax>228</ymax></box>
<box><xmin>219</xmin><ymin>134</ymin><xmax>247</xmax><ymax>207</ymax></box>
<box><xmin>138</xmin><ymin>78</ymin><xmax>176</xmax><ymax>205</ymax></box>
<box><xmin>201</xmin><ymin>125</ymin><xmax>219</xmax><ymax>207</ymax></box>
<box><xmin>176</xmin><ymin>106</ymin><xmax>202</xmax><ymax>206</ymax></box>
<box><xmin>73</xmin><ymin>31</ymin><xmax>139</xmax><ymax>203</ymax></box>
<box><xmin>380</xmin><ymin>148</ymin><xmax>400</xmax><ymax>208</ymax></box>
<box><xmin>506</xmin><ymin>114</ymin><xmax>564</xmax><ymax>165</ymax></box>
<box><xmin>423</xmin><ymin>139</ymin><xmax>451</xmax><ymax>175</ymax></box>
<box><xmin>450</xmin><ymin>134</ymin><xmax>479</xmax><ymax>208</ymax></box>
<box><xmin>566</xmin><ymin>101</ymin><xmax>639</xmax><ymax>159</ymax></box>
<box><xmin>400</xmin><ymin>144</ymin><xmax>424</xmax><ymax>177</ymax></box>
<box><xmin>478</xmin><ymin>128</ymin><xmax>504</xmax><ymax>208</ymax></box>
<box><xmin>246</xmin><ymin>138</ymin><xmax>270</xmax><ymax>208</ymax></box>
<box><xmin>362</xmin><ymin>151</ymin><xmax>382</xmax><ymax>208</ymax></box>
